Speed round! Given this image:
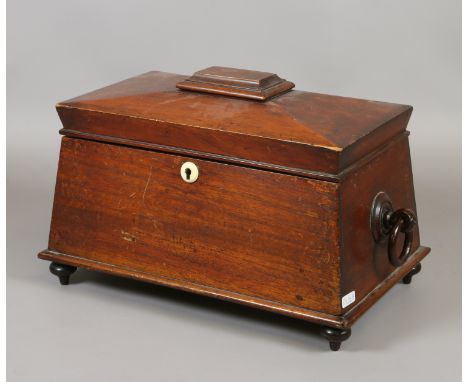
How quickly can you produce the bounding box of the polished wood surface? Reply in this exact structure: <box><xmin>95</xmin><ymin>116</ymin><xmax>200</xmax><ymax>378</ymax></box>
<box><xmin>38</xmin><ymin>246</ymin><xmax>430</xmax><ymax>329</ymax></box>
<box><xmin>57</xmin><ymin>71</ymin><xmax>412</xmax><ymax>175</ymax></box>
<box><xmin>39</xmin><ymin>67</ymin><xmax>431</xmax><ymax>350</ymax></box>
<box><xmin>47</xmin><ymin>137</ymin><xmax>342</xmax><ymax>314</ymax></box>
<box><xmin>341</xmin><ymin>247</ymin><xmax>429</xmax><ymax>327</ymax></box>
<box><xmin>339</xmin><ymin>135</ymin><xmax>421</xmax><ymax>312</ymax></box>
<box><xmin>176</xmin><ymin>66</ymin><xmax>295</xmax><ymax>101</ymax></box>
<box><xmin>39</xmin><ymin>135</ymin><xmax>430</xmax><ymax>328</ymax></box>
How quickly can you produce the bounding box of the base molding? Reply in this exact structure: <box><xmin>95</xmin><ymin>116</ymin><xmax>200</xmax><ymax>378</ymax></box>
<box><xmin>38</xmin><ymin>246</ymin><xmax>430</xmax><ymax>329</ymax></box>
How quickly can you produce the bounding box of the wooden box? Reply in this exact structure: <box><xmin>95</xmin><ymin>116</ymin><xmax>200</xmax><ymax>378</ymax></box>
<box><xmin>38</xmin><ymin>67</ymin><xmax>430</xmax><ymax>350</ymax></box>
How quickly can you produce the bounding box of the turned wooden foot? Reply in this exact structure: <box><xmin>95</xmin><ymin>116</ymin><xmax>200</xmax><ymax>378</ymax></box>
<box><xmin>402</xmin><ymin>262</ymin><xmax>422</xmax><ymax>284</ymax></box>
<box><xmin>320</xmin><ymin>326</ymin><xmax>351</xmax><ymax>351</ymax></box>
<box><xmin>49</xmin><ymin>262</ymin><xmax>77</xmax><ymax>285</ymax></box>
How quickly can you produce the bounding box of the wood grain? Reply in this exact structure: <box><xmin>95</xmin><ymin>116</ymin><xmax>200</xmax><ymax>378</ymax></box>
<box><xmin>48</xmin><ymin>137</ymin><xmax>342</xmax><ymax>314</ymax></box>
<box><xmin>339</xmin><ymin>136</ymin><xmax>421</xmax><ymax>312</ymax></box>
<box><xmin>56</xmin><ymin>71</ymin><xmax>412</xmax><ymax>175</ymax></box>
<box><xmin>38</xmin><ymin>67</ymin><xmax>431</xmax><ymax>340</ymax></box>
<box><xmin>176</xmin><ymin>66</ymin><xmax>295</xmax><ymax>101</ymax></box>
<box><xmin>37</xmin><ymin>246</ymin><xmax>430</xmax><ymax>329</ymax></box>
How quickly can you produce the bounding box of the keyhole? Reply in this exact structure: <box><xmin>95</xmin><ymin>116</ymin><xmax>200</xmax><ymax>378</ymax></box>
<box><xmin>185</xmin><ymin>167</ymin><xmax>191</xmax><ymax>180</ymax></box>
<box><xmin>180</xmin><ymin>162</ymin><xmax>198</xmax><ymax>183</ymax></box>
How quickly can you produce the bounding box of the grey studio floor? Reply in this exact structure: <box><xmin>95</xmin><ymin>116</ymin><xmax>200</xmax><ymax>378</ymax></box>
<box><xmin>7</xmin><ymin>0</ymin><xmax>460</xmax><ymax>381</ymax></box>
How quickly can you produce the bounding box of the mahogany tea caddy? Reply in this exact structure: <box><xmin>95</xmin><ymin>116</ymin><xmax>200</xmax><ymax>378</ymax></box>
<box><xmin>38</xmin><ymin>66</ymin><xmax>430</xmax><ymax>351</ymax></box>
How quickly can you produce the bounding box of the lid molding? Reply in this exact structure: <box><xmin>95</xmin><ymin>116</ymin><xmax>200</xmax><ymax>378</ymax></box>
<box><xmin>56</xmin><ymin>70</ymin><xmax>413</xmax><ymax>178</ymax></box>
<box><xmin>176</xmin><ymin>66</ymin><xmax>295</xmax><ymax>101</ymax></box>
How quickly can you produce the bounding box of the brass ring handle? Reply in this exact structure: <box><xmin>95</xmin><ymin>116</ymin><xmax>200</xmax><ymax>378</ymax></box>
<box><xmin>370</xmin><ymin>193</ymin><xmax>417</xmax><ymax>267</ymax></box>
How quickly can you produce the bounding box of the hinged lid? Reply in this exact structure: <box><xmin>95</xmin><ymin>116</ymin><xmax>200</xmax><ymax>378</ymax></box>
<box><xmin>56</xmin><ymin>68</ymin><xmax>413</xmax><ymax>180</ymax></box>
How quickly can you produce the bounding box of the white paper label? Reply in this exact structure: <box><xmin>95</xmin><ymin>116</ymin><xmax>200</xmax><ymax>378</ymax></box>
<box><xmin>342</xmin><ymin>291</ymin><xmax>356</xmax><ymax>308</ymax></box>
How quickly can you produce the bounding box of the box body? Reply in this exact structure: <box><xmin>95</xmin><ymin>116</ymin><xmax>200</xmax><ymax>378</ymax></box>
<box><xmin>48</xmin><ymin>137</ymin><xmax>342</xmax><ymax>314</ymax></box>
<box><xmin>39</xmin><ymin>69</ymin><xmax>430</xmax><ymax>328</ymax></box>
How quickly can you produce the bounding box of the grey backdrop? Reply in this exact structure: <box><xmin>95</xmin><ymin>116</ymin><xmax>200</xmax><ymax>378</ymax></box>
<box><xmin>7</xmin><ymin>1</ymin><xmax>461</xmax><ymax>381</ymax></box>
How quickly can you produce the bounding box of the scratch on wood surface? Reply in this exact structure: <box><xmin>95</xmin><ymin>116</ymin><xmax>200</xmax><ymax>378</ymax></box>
<box><xmin>121</xmin><ymin>230</ymin><xmax>136</xmax><ymax>242</ymax></box>
<box><xmin>142</xmin><ymin>166</ymin><xmax>153</xmax><ymax>203</ymax></box>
